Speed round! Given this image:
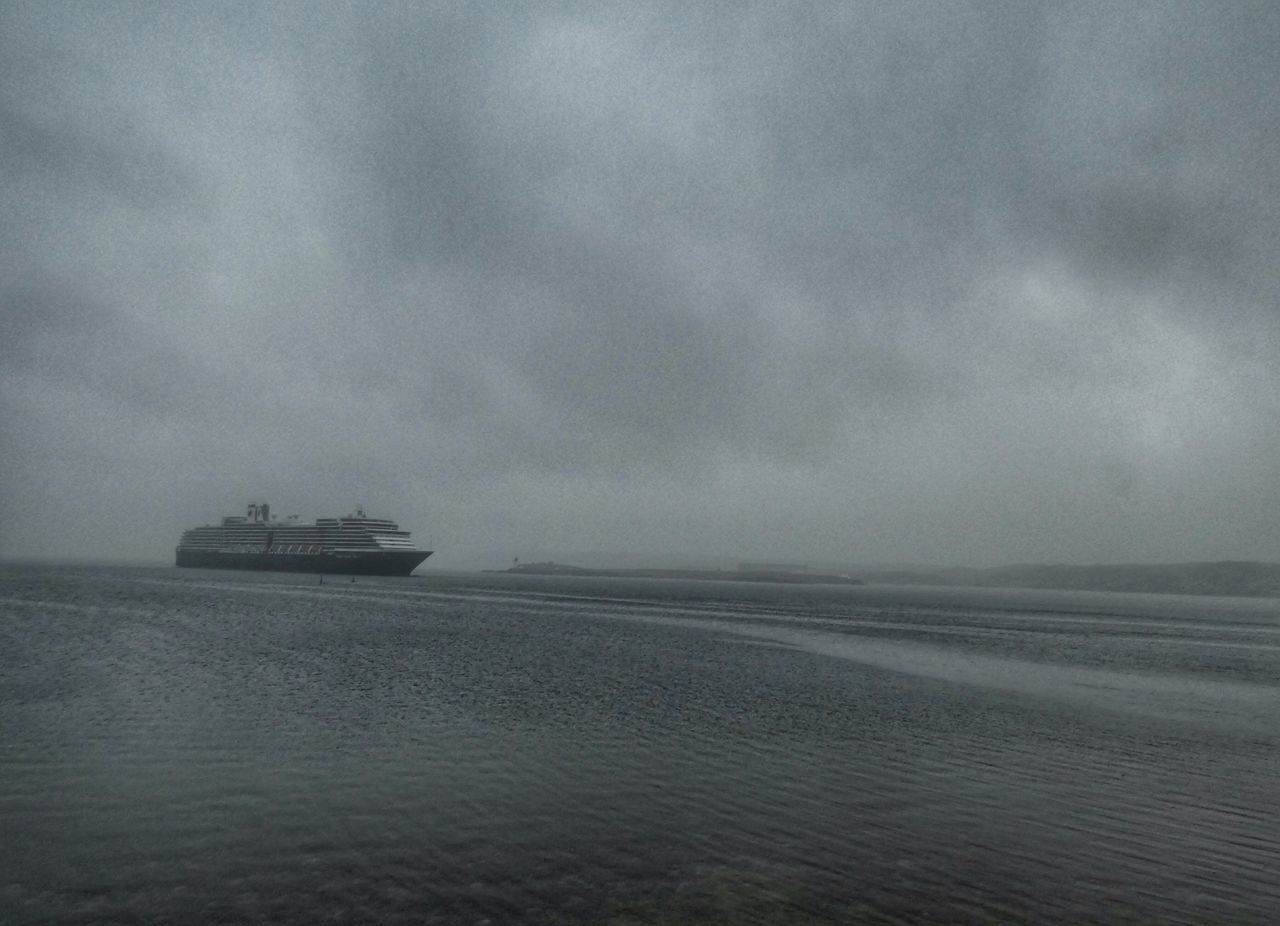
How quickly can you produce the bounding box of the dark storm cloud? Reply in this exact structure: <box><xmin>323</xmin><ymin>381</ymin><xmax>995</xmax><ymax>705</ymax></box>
<box><xmin>1013</xmin><ymin>13</ymin><xmax>1276</xmax><ymax>295</ymax></box>
<box><xmin>2</xmin><ymin>106</ymin><xmax>198</xmax><ymax>210</ymax></box>
<box><xmin>3</xmin><ymin>1</ymin><xmax>1280</xmax><ymax>566</ymax></box>
<box><xmin>332</xmin><ymin>4</ymin><xmax>982</xmax><ymax>457</ymax></box>
<box><xmin>1</xmin><ymin>284</ymin><xmax>223</xmax><ymax>417</ymax></box>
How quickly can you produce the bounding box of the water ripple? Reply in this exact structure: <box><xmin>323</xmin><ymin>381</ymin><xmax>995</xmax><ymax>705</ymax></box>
<box><xmin>2</xmin><ymin>564</ymin><xmax>1278</xmax><ymax>924</ymax></box>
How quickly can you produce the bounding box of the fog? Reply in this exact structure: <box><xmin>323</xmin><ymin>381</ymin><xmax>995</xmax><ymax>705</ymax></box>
<box><xmin>3</xmin><ymin>2</ymin><xmax>1279</xmax><ymax>569</ymax></box>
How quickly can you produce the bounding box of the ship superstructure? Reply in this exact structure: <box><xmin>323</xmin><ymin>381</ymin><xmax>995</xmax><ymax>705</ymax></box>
<box><xmin>175</xmin><ymin>503</ymin><xmax>431</xmax><ymax>575</ymax></box>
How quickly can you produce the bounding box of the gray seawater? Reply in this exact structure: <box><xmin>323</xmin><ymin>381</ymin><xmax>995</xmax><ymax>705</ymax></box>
<box><xmin>2</xmin><ymin>564</ymin><xmax>1278</xmax><ymax>924</ymax></box>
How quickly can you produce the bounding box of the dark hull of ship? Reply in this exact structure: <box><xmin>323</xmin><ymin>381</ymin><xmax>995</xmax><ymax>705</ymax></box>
<box><xmin>175</xmin><ymin>549</ymin><xmax>431</xmax><ymax>576</ymax></box>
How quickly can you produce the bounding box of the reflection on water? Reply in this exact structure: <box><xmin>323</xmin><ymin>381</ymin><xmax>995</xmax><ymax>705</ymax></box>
<box><xmin>2</xmin><ymin>564</ymin><xmax>1278</xmax><ymax>924</ymax></box>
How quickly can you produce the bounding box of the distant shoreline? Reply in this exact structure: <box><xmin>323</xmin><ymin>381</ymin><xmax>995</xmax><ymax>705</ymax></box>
<box><xmin>488</xmin><ymin>562</ymin><xmax>863</xmax><ymax>586</ymax></box>
<box><xmin>485</xmin><ymin>559</ymin><xmax>1280</xmax><ymax>599</ymax></box>
<box><xmin>6</xmin><ymin>558</ymin><xmax>1278</xmax><ymax>599</ymax></box>
<box><xmin>856</xmin><ymin>560</ymin><xmax>1280</xmax><ymax>599</ymax></box>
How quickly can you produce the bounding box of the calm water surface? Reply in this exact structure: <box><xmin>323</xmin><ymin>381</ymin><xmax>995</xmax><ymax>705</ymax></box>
<box><xmin>2</xmin><ymin>564</ymin><xmax>1278</xmax><ymax>924</ymax></box>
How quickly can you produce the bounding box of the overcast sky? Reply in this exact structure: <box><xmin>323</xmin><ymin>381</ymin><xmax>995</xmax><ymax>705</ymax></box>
<box><xmin>3</xmin><ymin>1</ymin><xmax>1279</xmax><ymax>569</ymax></box>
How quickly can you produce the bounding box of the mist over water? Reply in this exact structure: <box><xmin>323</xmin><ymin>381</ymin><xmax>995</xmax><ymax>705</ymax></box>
<box><xmin>2</xmin><ymin>564</ymin><xmax>1278</xmax><ymax>924</ymax></box>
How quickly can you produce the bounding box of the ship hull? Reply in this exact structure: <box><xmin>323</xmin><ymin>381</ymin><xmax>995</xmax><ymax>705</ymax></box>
<box><xmin>175</xmin><ymin>549</ymin><xmax>431</xmax><ymax>576</ymax></box>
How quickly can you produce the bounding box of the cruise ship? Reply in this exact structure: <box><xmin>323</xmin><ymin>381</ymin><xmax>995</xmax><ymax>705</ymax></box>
<box><xmin>175</xmin><ymin>503</ymin><xmax>432</xmax><ymax>576</ymax></box>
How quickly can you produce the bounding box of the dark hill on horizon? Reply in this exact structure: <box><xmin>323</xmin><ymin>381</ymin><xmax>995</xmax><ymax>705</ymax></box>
<box><xmin>855</xmin><ymin>560</ymin><xmax>1280</xmax><ymax>599</ymax></box>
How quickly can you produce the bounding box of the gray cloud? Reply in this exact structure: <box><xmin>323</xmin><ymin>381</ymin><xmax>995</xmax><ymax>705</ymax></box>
<box><xmin>3</xmin><ymin>1</ymin><xmax>1280</xmax><ymax>568</ymax></box>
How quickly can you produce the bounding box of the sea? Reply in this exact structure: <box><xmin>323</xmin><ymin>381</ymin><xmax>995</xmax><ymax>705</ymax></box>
<box><xmin>2</xmin><ymin>563</ymin><xmax>1278</xmax><ymax>925</ymax></box>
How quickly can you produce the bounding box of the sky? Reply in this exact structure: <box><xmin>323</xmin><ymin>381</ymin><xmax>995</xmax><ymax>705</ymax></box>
<box><xmin>3</xmin><ymin>1</ymin><xmax>1279</xmax><ymax>570</ymax></box>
